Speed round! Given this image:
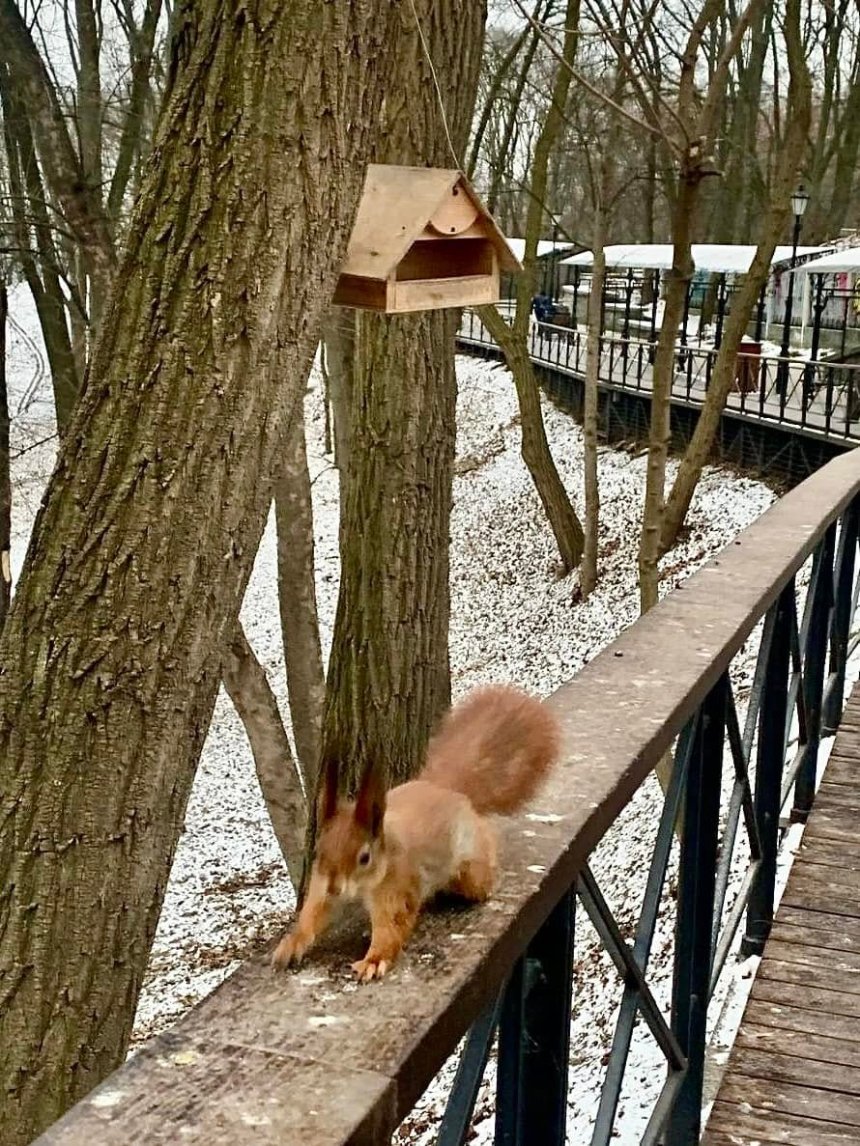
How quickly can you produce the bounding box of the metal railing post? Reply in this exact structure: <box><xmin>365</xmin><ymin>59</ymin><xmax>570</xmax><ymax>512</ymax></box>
<box><xmin>823</xmin><ymin>500</ymin><xmax>859</xmax><ymax>734</ymax></box>
<box><xmin>741</xmin><ymin>585</ymin><xmax>793</xmax><ymax>957</ymax></box>
<box><xmin>793</xmin><ymin>526</ymin><xmax>836</xmax><ymax>819</ymax></box>
<box><xmin>495</xmin><ymin>890</ymin><xmax>575</xmax><ymax>1146</ymax></box>
<box><xmin>666</xmin><ymin>677</ymin><xmax>727</xmax><ymax>1145</ymax></box>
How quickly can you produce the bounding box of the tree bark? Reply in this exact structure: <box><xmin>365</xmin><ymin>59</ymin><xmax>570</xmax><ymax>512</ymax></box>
<box><xmin>0</xmin><ymin>278</ymin><xmax>10</xmax><ymax>629</ymax></box>
<box><xmin>317</xmin><ymin>0</ymin><xmax>486</xmax><ymax>819</ymax></box>
<box><xmin>637</xmin><ymin>171</ymin><xmax>697</xmax><ymax>613</ymax></box>
<box><xmin>222</xmin><ymin>624</ymin><xmax>306</xmax><ymax>889</ymax></box>
<box><xmin>322</xmin><ymin>306</ymin><xmax>356</xmax><ymax>482</ymax></box>
<box><xmin>479</xmin><ymin>303</ymin><xmax>585</xmax><ymax>571</ymax></box>
<box><xmin>275</xmin><ymin>411</ymin><xmax>325</xmax><ymax>790</ymax></box>
<box><xmin>0</xmin><ymin>1</ymin><xmax>399</xmax><ymax>1139</ymax></box>
<box><xmin>321</xmin><ymin>310</ymin><xmax>458</xmax><ymax>794</ymax></box>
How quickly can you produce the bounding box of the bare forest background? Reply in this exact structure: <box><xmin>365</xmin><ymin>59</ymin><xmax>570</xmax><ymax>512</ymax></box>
<box><xmin>0</xmin><ymin>0</ymin><xmax>856</xmax><ymax>1141</ymax></box>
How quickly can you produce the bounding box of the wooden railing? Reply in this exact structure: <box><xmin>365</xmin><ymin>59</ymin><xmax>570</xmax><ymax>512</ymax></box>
<box><xmin>37</xmin><ymin>450</ymin><xmax>860</xmax><ymax>1145</ymax></box>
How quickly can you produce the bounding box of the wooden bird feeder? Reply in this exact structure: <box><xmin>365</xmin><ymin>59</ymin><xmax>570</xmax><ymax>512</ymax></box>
<box><xmin>333</xmin><ymin>165</ymin><xmax>521</xmax><ymax>313</ymax></box>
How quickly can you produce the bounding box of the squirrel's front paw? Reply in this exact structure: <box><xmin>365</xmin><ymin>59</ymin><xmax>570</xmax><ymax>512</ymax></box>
<box><xmin>272</xmin><ymin>931</ymin><xmax>309</xmax><ymax>970</ymax></box>
<box><xmin>351</xmin><ymin>955</ymin><xmax>390</xmax><ymax>983</ymax></box>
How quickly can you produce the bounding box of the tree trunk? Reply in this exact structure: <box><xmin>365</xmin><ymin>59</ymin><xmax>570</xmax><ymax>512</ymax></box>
<box><xmin>637</xmin><ymin>172</ymin><xmax>698</xmax><ymax>614</ymax></box>
<box><xmin>275</xmin><ymin>411</ymin><xmax>325</xmax><ymax>790</ymax></box>
<box><xmin>322</xmin><ymin>306</ymin><xmax>356</xmax><ymax>481</ymax></box>
<box><xmin>582</xmin><ymin>226</ymin><xmax>605</xmax><ymax>597</ymax></box>
<box><xmin>0</xmin><ymin>1</ymin><xmax>399</xmax><ymax>1139</ymax></box>
<box><xmin>222</xmin><ymin>624</ymin><xmax>306</xmax><ymax>889</ymax></box>
<box><xmin>659</xmin><ymin>0</ymin><xmax>812</xmax><ymax>553</ymax></box>
<box><xmin>478</xmin><ymin>303</ymin><xmax>585</xmax><ymax>571</ymax></box>
<box><xmin>824</xmin><ymin>66</ymin><xmax>860</xmax><ymax>240</ymax></box>
<box><xmin>0</xmin><ymin>278</ymin><xmax>10</xmax><ymax>629</ymax></box>
<box><xmin>107</xmin><ymin>0</ymin><xmax>163</xmax><ymax>222</ymax></box>
<box><xmin>1</xmin><ymin>69</ymin><xmax>82</xmax><ymax>428</ymax></box>
<box><xmin>321</xmin><ymin>310</ymin><xmax>458</xmax><ymax>794</ymax></box>
<box><xmin>0</xmin><ymin>0</ymin><xmax>116</xmax><ymax>307</ymax></box>
<box><xmin>480</xmin><ymin>0</ymin><xmax>585</xmax><ymax>575</ymax></box>
<box><xmin>315</xmin><ymin>0</ymin><xmax>486</xmax><ymax>825</ymax></box>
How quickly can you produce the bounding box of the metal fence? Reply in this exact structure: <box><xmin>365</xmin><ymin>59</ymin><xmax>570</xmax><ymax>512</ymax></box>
<box><xmin>436</xmin><ymin>461</ymin><xmax>860</xmax><ymax>1145</ymax></box>
<box><xmin>458</xmin><ymin>309</ymin><xmax>860</xmax><ymax>444</ymax></box>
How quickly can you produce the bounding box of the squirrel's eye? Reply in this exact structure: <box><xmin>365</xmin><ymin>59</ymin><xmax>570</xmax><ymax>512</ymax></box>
<box><xmin>358</xmin><ymin>847</ymin><xmax>371</xmax><ymax>867</ymax></box>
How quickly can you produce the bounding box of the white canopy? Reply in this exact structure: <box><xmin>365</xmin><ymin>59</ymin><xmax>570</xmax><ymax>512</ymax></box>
<box><xmin>504</xmin><ymin>238</ymin><xmax>575</xmax><ymax>262</ymax></box>
<box><xmin>796</xmin><ymin>247</ymin><xmax>860</xmax><ymax>275</ymax></box>
<box><xmin>562</xmin><ymin>243</ymin><xmax>827</xmax><ymax>274</ymax></box>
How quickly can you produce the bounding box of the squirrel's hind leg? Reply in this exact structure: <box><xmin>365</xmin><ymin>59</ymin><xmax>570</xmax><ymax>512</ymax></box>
<box><xmin>446</xmin><ymin>818</ymin><xmax>497</xmax><ymax>902</ymax></box>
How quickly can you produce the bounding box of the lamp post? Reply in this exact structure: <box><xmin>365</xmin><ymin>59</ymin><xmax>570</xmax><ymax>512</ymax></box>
<box><xmin>776</xmin><ymin>185</ymin><xmax>810</xmax><ymax>399</ymax></box>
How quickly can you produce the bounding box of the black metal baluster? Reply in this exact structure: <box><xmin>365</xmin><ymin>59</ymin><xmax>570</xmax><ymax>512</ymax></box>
<box><xmin>823</xmin><ymin>500</ymin><xmax>859</xmax><ymax>733</ymax></box>
<box><xmin>495</xmin><ymin>890</ymin><xmax>575</xmax><ymax>1146</ymax></box>
<box><xmin>437</xmin><ymin>992</ymin><xmax>503</xmax><ymax>1146</ymax></box>
<box><xmin>793</xmin><ymin>527</ymin><xmax>836</xmax><ymax>820</ymax></box>
<box><xmin>665</xmin><ymin>676</ymin><xmax>727</xmax><ymax>1145</ymax></box>
<box><xmin>741</xmin><ymin>584</ymin><xmax>793</xmax><ymax>957</ymax></box>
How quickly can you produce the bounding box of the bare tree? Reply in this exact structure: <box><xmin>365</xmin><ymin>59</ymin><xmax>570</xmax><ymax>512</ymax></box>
<box><xmin>478</xmin><ymin>0</ymin><xmax>585</xmax><ymax>575</ymax></box>
<box><xmin>0</xmin><ymin>0</ymin><xmax>402</xmax><ymax>1138</ymax></box>
<box><xmin>660</xmin><ymin>0</ymin><xmax>811</xmax><ymax>550</ymax></box>
<box><xmin>606</xmin><ymin>0</ymin><xmax>769</xmax><ymax>611</ymax></box>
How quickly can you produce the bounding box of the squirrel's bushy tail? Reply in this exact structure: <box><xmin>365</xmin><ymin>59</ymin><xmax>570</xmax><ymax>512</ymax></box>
<box><xmin>420</xmin><ymin>685</ymin><xmax>559</xmax><ymax>816</ymax></box>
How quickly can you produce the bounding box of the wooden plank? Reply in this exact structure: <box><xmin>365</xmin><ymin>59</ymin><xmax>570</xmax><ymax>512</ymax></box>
<box><xmin>391</xmin><ymin>274</ymin><xmax>499</xmax><ymax>313</ymax></box>
<box><xmin>331</xmin><ymin>273</ymin><xmax>388</xmax><ymax>311</ymax></box>
<box><xmin>728</xmin><ymin>1045</ymin><xmax>860</xmax><ymax>1099</ymax></box>
<box><xmin>789</xmin><ymin>836</ymin><xmax>860</xmax><ymax>871</ymax></box>
<box><xmin>36</xmin><ymin>1040</ymin><xmax>395</xmax><ymax>1146</ymax></box>
<box><xmin>803</xmin><ymin>805</ymin><xmax>860</xmax><ymax>844</ymax></box>
<box><xmin>764</xmin><ymin>937</ymin><xmax>860</xmax><ymax>972</ymax></box>
<box><xmin>718</xmin><ymin>1072</ymin><xmax>860</xmax><ymax>1127</ymax></box>
<box><xmin>757</xmin><ymin>957</ymin><xmax>860</xmax><ymax>997</ymax></box>
<box><xmin>819</xmin><ymin>754</ymin><xmax>860</xmax><ymax>786</ymax></box>
<box><xmin>812</xmin><ymin>784</ymin><xmax>860</xmax><ymax>814</ymax></box>
<box><xmin>781</xmin><ymin>883</ymin><xmax>860</xmax><ymax>921</ymax></box>
<box><xmin>743</xmin><ymin>998</ymin><xmax>860</xmax><ymax>1045</ymax></box>
<box><xmin>787</xmin><ymin>860</ymin><xmax>860</xmax><ymax>902</ymax></box>
<box><xmin>736</xmin><ymin>1021</ymin><xmax>860</xmax><ymax>1069</ymax></box>
<box><xmin>777</xmin><ymin>903</ymin><xmax>860</xmax><ymax>942</ymax></box>
<box><xmin>751</xmin><ymin>976</ymin><xmax>860</xmax><ymax>1019</ymax></box>
<box><xmin>770</xmin><ymin>919</ymin><xmax>860</xmax><ymax>955</ymax></box>
<box><xmin>705</xmin><ymin>1100</ymin><xmax>860</xmax><ymax>1144</ymax></box>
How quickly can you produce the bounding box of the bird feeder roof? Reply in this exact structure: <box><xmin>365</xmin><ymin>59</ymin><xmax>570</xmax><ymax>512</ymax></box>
<box><xmin>340</xmin><ymin>165</ymin><xmax>522</xmax><ymax>281</ymax></box>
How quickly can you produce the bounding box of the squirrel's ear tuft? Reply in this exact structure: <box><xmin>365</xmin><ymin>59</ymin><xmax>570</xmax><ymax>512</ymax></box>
<box><xmin>317</xmin><ymin>758</ymin><xmax>339</xmax><ymax>826</ymax></box>
<box><xmin>355</xmin><ymin>766</ymin><xmax>386</xmax><ymax>838</ymax></box>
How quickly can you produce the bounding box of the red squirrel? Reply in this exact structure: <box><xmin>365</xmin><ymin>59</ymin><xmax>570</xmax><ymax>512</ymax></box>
<box><xmin>272</xmin><ymin>684</ymin><xmax>559</xmax><ymax>982</ymax></box>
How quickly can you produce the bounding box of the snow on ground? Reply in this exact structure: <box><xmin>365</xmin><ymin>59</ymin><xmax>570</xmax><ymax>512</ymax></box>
<box><xmin>6</xmin><ymin>283</ymin><xmax>783</xmax><ymax>1141</ymax></box>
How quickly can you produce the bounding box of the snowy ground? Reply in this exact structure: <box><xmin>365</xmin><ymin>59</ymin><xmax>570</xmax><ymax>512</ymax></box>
<box><xmin>7</xmin><ymin>284</ymin><xmax>791</xmax><ymax>1142</ymax></box>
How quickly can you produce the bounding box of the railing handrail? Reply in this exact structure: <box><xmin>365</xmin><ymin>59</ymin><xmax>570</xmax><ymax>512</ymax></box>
<box><xmin>37</xmin><ymin>449</ymin><xmax>860</xmax><ymax>1146</ymax></box>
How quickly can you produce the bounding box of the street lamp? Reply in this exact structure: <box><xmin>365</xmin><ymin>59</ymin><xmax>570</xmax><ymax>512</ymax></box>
<box><xmin>777</xmin><ymin>185</ymin><xmax>810</xmax><ymax>399</ymax></box>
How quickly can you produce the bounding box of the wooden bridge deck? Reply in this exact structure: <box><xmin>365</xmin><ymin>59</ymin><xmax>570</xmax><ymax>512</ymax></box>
<box><xmin>703</xmin><ymin>680</ymin><xmax>860</xmax><ymax>1146</ymax></box>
